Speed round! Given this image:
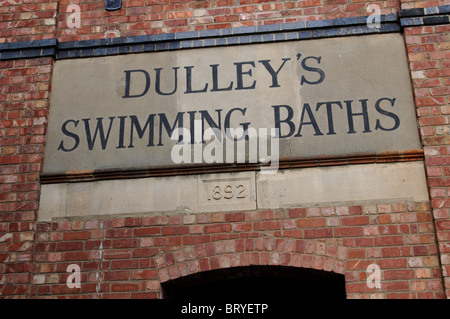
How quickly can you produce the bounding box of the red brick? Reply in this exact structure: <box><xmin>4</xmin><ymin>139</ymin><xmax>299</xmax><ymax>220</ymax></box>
<box><xmin>55</xmin><ymin>242</ymin><xmax>84</xmax><ymax>251</ymax></box>
<box><xmin>62</xmin><ymin>251</ymin><xmax>89</xmax><ymax>261</ymax></box>
<box><xmin>52</xmin><ymin>284</ymin><xmax>77</xmax><ymax>295</ymax></box>
<box><xmin>417</xmin><ymin>97</ymin><xmax>447</xmax><ymax>107</ymax></box>
<box><xmin>106</xmin><ymin>228</ymin><xmax>133</xmax><ymax>238</ymax></box>
<box><xmin>225</xmin><ymin>212</ymin><xmax>245</xmax><ymax>222</ymax></box>
<box><xmin>112</xmin><ymin>239</ymin><xmax>138</xmax><ymax>248</ymax></box>
<box><xmin>411</xmin><ymin>61</ymin><xmax>439</xmax><ymax>70</ymax></box>
<box><xmin>253</xmin><ymin>221</ymin><xmax>281</xmax><ymax>230</ymax></box>
<box><xmin>183</xmin><ymin>235</ymin><xmax>210</xmax><ymax>245</ymax></box>
<box><xmin>289</xmin><ymin>208</ymin><xmax>307</xmax><ymax>218</ymax></box>
<box><xmin>349</xmin><ymin>206</ymin><xmax>363</xmax><ymax>215</ymax></box>
<box><xmin>111</xmin><ymin>283</ymin><xmax>139</xmax><ymax>292</ymax></box>
<box><xmin>161</xmin><ymin>226</ymin><xmax>189</xmax><ymax>236</ymax></box>
<box><xmin>436</xmin><ymin>220</ymin><xmax>450</xmax><ymax>230</ymax></box>
<box><xmin>341</xmin><ymin>216</ymin><xmax>369</xmax><ymax>226</ymax></box>
<box><xmin>104</xmin><ymin>271</ymin><xmax>130</xmax><ymax>281</ymax></box>
<box><xmin>111</xmin><ymin>260</ymin><xmax>139</xmax><ymax>269</ymax></box>
<box><xmin>382</xmin><ymin>281</ymin><xmax>410</xmax><ymax>291</ymax></box>
<box><xmin>304</xmin><ymin>228</ymin><xmax>333</xmax><ymax>238</ymax></box>
<box><xmin>348</xmin><ymin>249</ymin><xmax>365</xmax><ymax>259</ymax></box>
<box><xmin>259</xmin><ymin>210</ymin><xmax>274</xmax><ymax>220</ymax></box>
<box><xmin>334</xmin><ymin>227</ymin><xmax>364</xmax><ymax>237</ymax></box>
<box><xmin>131</xmin><ymin>292</ymin><xmax>158</xmax><ymax>299</ymax></box>
<box><xmin>132</xmin><ymin>248</ymin><xmax>159</xmax><ymax>258</ymax></box>
<box><xmin>210</xmin><ymin>256</ymin><xmax>220</xmax><ymax>270</ymax></box>
<box><xmin>133</xmin><ymin>227</ymin><xmax>160</xmax><ymax>236</ymax></box>
<box><xmin>374</xmin><ymin>236</ymin><xmax>405</xmax><ymax>246</ymax></box>
<box><xmin>199</xmin><ymin>258</ymin><xmax>210</xmax><ymax>272</ymax></box>
<box><xmin>62</xmin><ymin>231</ymin><xmax>91</xmax><ymax>241</ymax></box>
<box><xmin>131</xmin><ymin>270</ymin><xmax>157</xmax><ymax>279</ymax></box>
<box><xmin>204</xmin><ymin>224</ymin><xmax>231</xmax><ymax>233</ymax></box>
<box><xmin>296</xmin><ymin>217</ymin><xmax>326</xmax><ymax>228</ymax></box>
<box><xmin>384</xmin><ymin>269</ymin><xmax>415</xmax><ymax>280</ymax></box>
<box><xmin>232</xmin><ymin>223</ymin><xmax>252</xmax><ymax>232</ymax></box>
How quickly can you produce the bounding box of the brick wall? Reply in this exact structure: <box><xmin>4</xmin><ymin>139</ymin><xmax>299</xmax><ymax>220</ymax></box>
<box><xmin>0</xmin><ymin>1</ymin><xmax>58</xmax><ymax>43</ymax></box>
<box><xmin>402</xmin><ymin>0</ymin><xmax>450</xmax><ymax>9</ymax></box>
<box><xmin>404</xmin><ymin>22</ymin><xmax>450</xmax><ymax>298</ymax></box>
<box><xmin>27</xmin><ymin>202</ymin><xmax>444</xmax><ymax>299</ymax></box>
<box><xmin>0</xmin><ymin>57</ymin><xmax>53</xmax><ymax>296</ymax></box>
<box><xmin>0</xmin><ymin>1</ymin><xmax>448</xmax><ymax>44</ymax></box>
<box><xmin>56</xmin><ymin>0</ymin><xmax>401</xmax><ymax>42</ymax></box>
<box><xmin>1</xmin><ymin>0</ymin><xmax>450</xmax><ymax>299</ymax></box>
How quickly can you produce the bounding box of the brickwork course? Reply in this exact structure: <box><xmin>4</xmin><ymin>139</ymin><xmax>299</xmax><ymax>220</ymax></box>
<box><xmin>1</xmin><ymin>0</ymin><xmax>450</xmax><ymax>299</ymax></box>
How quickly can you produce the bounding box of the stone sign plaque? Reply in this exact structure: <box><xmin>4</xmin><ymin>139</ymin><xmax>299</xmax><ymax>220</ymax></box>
<box><xmin>43</xmin><ymin>33</ymin><xmax>421</xmax><ymax>176</ymax></box>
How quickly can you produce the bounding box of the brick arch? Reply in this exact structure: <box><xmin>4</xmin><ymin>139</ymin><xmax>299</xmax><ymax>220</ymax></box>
<box><xmin>155</xmin><ymin>238</ymin><xmax>348</xmax><ymax>284</ymax></box>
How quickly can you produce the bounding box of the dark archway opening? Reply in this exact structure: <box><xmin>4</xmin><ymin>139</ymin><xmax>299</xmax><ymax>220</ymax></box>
<box><xmin>162</xmin><ymin>265</ymin><xmax>346</xmax><ymax>301</ymax></box>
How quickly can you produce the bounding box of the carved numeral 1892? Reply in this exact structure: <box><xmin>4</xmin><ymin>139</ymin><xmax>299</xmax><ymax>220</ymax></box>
<box><xmin>207</xmin><ymin>184</ymin><xmax>246</xmax><ymax>201</ymax></box>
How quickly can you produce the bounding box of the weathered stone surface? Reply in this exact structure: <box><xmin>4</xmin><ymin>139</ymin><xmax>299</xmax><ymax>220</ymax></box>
<box><xmin>257</xmin><ymin>161</ymin><xmax>429</xmax><ymax>209</ymax></box>
<box><xmin>44</xmin><ymin>33</ymin><xmax>420</xmax><ymax>174</ymax></box>
<box><xmin>38</xmin><ymin>171</ymin><xmax>256</xmax><ymax>221</ymax></box>
<box><xmin>38</xmin><ymin>162</ymin><xmax>428</xmax><ymax>221</ymax></box>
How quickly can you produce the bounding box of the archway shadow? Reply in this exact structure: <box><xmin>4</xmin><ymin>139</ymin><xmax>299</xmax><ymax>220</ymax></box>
<box><xmin>162</xmin><ymin>265</ymin><xmax>346</xmax><ymax>301</ymax></box>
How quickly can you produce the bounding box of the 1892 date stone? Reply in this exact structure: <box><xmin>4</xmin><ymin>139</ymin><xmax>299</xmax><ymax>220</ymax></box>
<box><xmin>198</xmin><ymin>172</ymin><xmax>256</xmax><ymax>212</ymax></box>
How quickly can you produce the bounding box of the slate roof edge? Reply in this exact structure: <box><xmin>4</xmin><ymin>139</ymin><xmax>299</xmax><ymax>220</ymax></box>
<box><xmin>0</xmin><ymin>6</ymin><xmax>448</xmax><ymax>61</ymax></box>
